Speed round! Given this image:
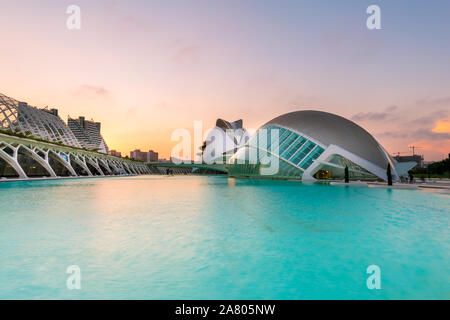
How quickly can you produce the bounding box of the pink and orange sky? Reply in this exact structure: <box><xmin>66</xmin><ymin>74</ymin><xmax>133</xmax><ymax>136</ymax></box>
<box><xmin>1</xmin><ymin>0</ymin><xmax>449</xmax><ymax>160</ymax></box>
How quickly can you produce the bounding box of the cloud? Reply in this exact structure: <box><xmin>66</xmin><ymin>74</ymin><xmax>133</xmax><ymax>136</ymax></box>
<box><xmin>74</xmin><ymin>85</ymin><xmax>110</xmax><ymax>99</ymax></box>
<box><xmin>171</xmin><ymin>45</ymin><xmax>200</xmax><ymax>66</ymax></box>
<box><xmin>433</xmin><ymin>118</ymin><xmax>450</xmax><ymax>133</ymax></box>
<box><xmin>406</xmin><ymin>109</ymin><xmax>448</xmax><ymax>127</ymax></box>
<box><xmin>415</xmin><ymin>96</ymin><xmax>450</xmax><ymax>107</ymax></box>
<box><xmin>384</xmin><ymin>105</ymin><xmax>398</xmax><ymax>113</ymax></box>
<box><xmin>376</xmin><ymin>131</ymin><xmax>409</xmax><ymax>139</ymax></box>
<box><xmin>377</xmin><ymin>128</ymin><xmax>450</xmax><ymax>141</ymax></box>
<box><xmin>410</xmin><ymin>129</ymin><xmax>450</xmax><ymax>140</ymax></box>
<box><xmin>352</xmin><ymin>112</ymin><xmax>389</xmax><ymax>121</ymax></box>
<box><xmin>373</xmin><ymin>103</ymin><xmax>450</xmax><ymax>160</ymax></box>
<box><xmin>376</xmin><ymin>127</ymin><xmax>450</xmax><ymax>160</ymax></box>
<box><xmin>351</xmin><ymin>105</ymin><xmax>398</xmax><ymax>121</ymax></box>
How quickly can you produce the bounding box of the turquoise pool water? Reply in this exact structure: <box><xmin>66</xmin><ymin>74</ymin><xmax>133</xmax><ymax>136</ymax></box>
<box><xmin>0</xmin><ymin>176</ymin><xmax>448</xmax><ymax>299</ymax></box>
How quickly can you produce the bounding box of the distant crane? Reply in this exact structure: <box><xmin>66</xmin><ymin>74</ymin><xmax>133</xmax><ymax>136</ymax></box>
<box><xmin>409</xmin><ymin>146</ymin><xmax>423</xmax><ymax>156</ymax></box>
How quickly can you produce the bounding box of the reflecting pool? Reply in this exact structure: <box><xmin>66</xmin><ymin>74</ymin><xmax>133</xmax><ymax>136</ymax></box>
<box><xmin>0</xmin><ymin>176</ymin><xmax>448</xmax><ymax>299</ymax></box>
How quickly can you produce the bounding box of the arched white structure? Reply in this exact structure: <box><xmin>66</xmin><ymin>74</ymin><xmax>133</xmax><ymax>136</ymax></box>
<box><xmin>200</xmin><ymin>118</ymin><xmax>249</xmax><ymax>164</ymax></box>
<box><xmin>229</xmin><ymin>110</ymin><xmax>416</xmax><ymax>181</ymax></box>
<box><xmin>0</xmin><ymin>91</ymin><xmax>150</xmax><ymax>179</ymax></box>
<box><xmin>0</xmin><ymin>93</ymin><xmax>82</xmax><ymax>147</ymax></box>
<box><xmin>0</xmin><ymin>133</ymin><xmax>150</xmax><ymax>179</ymax></box>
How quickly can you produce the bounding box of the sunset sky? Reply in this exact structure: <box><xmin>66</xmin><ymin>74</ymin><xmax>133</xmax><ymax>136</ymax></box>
<box><xmin>1</xmin><ymin>0</ymin><xmax>449</xmax><ymax>160</ymax></box>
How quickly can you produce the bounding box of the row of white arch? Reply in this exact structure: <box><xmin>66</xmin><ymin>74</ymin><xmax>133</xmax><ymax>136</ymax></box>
<box><xmin>0</xmin><ymin>141</ymin><xmax>150</xmax><ymax>179</ymax></box>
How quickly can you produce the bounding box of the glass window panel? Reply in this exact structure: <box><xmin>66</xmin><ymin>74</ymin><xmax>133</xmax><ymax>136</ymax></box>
<box><xmin>253</xmin><ymin>126</ymin><xmax>285</xmax><ymax>151</ymax></box>
<box><xmin>270</xmin><ymin>131</ymin><xmax>290</xmax><ymax>154</ymax></box>
<box><xmin>278</xmin><ymin>132</ymin><xmax>299</xmax><ymax>155</ymax></box>
<box><xmin>298</xmin><ymin>146</ymin><xmax>325</xmax><ymax>169</ymax></box>
<box><xmin>290</xmin><ymin>141</ymin><xmax>316</xmax><ymax>165</ymax></box>
<box><xmin>281</xmin><ymin>136</ymin><xmax>307</xmax><ymax>160</ymax></box>
<box><xmin>262</xmin><ymin>125</ymin><xmax>274</xmax><ymax>149</ymax></box>
<box><xmin>256</xmin><ymin>126</ymin><xmax>270</xmax><ymax>150</ymax></box>
<box><xmin>274</xmin><ymin>129</ymin><xmax>292</xmax><ymax>149</ymax></box>
<box><xmin>267</xmin><ymin>127</ymin><xmax>285</xmax><ymax>150</ymax></box>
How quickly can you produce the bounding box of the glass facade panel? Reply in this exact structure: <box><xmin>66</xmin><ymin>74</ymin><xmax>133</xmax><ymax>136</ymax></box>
<box><xmin>273</xmin><ymin>130</ymin><xmax>292</xmax><ymax>151</ymax></box>
<box><xmin>256</xmin><ymin>126</ymin><xmax>271</xmax><ymax>150</ymax></box>
<box><xmin>278</xmin><ymin>132</ymin><xmax>299</xmax><ymax>155</ymax></box>
<box><xmin>266</xmin><ymin>127</ymin><xmax>285</xmax><ymax>150</ymax></box>
<box><xmin>256</xmin><ymin>127</ymin><xmax>286</xmax><ymax>153</ymax></box>
<box><xmin>290</xmin><ymin>141</ymin><xmax>316</xmax><ymax>165</ymax></box>
<box><xmin>328</xmin><ymin>154</ymin><xmax>373</xmax><ymax>175</ymax></box>
<box><xmin>298</xmin><ymin>146</ymin><xmax>325</xmax><ymax>170</ymax></box>
<box><xmin>235</xmin><ymin>124</ymin><xmax>327</xmax><ymax>177</ymax></box>
<box><xmin>281</xmin><ymin>136</ymin><xmax>307</xmax><ymax>160</ymax></box>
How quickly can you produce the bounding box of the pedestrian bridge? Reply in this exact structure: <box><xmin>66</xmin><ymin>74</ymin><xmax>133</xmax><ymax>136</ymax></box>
<box><xmin>0</xmin><ymin>133</ymin><xmax>150</xmax><ymax>179</ymax></box>
<box><xmin>148</xmin><ymin>162</ymin><xmax>229</xmax><ymax>175</ymax></box>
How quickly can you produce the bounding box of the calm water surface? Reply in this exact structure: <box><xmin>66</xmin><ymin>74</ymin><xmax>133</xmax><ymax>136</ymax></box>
<box><xmin>0</xmin><ymin>176</ymin><xmax>449</xmax><ymax>299</ymax></box>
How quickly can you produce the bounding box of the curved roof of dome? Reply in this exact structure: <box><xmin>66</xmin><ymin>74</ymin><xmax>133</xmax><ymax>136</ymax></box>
<box><xmin>265</xmin><ymin>110</ymin><xmax>389</xmax><ymax>168</ymax></box>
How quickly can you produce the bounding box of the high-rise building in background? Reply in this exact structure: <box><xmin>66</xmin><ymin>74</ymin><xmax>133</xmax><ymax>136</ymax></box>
<box><xmin>130</xmin><ymin>149</ymin><xmax>158</xmax><ymax>162</ymax></box>
<box><xmin>68</xmin><ymin>116</ymin><xmax>109</xmax><ymax>153</ymax></box>
<box><xmin>108</xmin><ymin>150</ymin><xmax>122</xmax><ymax>157</ymax></box>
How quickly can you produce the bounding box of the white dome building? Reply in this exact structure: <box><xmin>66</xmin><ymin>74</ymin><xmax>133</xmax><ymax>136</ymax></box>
<box><xmin>229</xmin><ymin>110</ymin><xmax>416</xmax><ymax>181</ymax></box>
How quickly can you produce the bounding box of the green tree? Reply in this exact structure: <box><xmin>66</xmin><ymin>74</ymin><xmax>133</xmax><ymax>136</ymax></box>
<box><xmin>387</xmin><ymin>163</ymin><xmax>393</xmax><ymax>186</ymax></box>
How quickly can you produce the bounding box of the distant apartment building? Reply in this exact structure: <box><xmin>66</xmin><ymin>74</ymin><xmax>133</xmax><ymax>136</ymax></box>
<box><xmin>393</xmin><ymin>154</ymin><xmax>424</xmax><ymax>168</ymax></box>
<box><xmin>130</xmin><ymin>149</ymin><xmax>158</xmax><ymax>162</ymax></box>
<box><xmin>109</xmin><ymin>150</ymin><xmax>122</xmax><ymax>157</ymax></box>
<box><xmin>68</xmin><ymin>116</ymin><xmax>109</xmax><ymax>153</ymax></box>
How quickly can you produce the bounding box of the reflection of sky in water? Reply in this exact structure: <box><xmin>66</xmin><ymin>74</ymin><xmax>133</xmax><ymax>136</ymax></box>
<box><xmin>0</xmin><ymin>176</ymin><xmax>449</xmax><ymax>299</ymax></box>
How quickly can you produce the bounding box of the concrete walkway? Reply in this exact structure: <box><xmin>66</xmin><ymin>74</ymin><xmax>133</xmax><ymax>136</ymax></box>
<box><xmin>329</xmin><ymin>180</ymin><xmax>450</xmax><ymax>191</ymax></box>
<box><xmin>0</xmin><ymin>174</ymin><xmax>139</xmax><ymax>183</ymax></box>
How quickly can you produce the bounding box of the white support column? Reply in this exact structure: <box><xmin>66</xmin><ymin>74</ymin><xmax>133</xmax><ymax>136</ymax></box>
<box><xmin>99</xmin><ymin>159</ymin><xmax>112</xmax><ymax>175</ymax></box>
<box><xmin>0</xmin><ymin>138</ymin><xmax>159</xmax><ymax>179</ymax></box>
<box><xmin>124</xmin><ymin>162</ymin><xmax>136</xmax><ymax>175</ymax></box>
<box><xmin>108</xmin><ymin>160</ymin><xmax>120</xmax><ymax>175</ymax></box>
<box><xmin>0</xmin><ymin>142</ymin><xmax>27</xmax><ymax>178</ymax></box>
<box><xmin>50</xmin><ymin>151</ymin><xmax>78</xmax><ymax>176</ymax></box>
<box><xmin>20</xmin><ymin>145</ymin><xmax>57</xmax><ymax>177</ymax></box>
<box><xmin>117</xmin><ymin>161</ymin><xmax>128</xmax><ymax>175</ymax></box>
<box><xmin>85</xmin><ymin>157</ymin><xmax>105</xmax><ymax>176</ymax></box>
<box><xmin>121</xmin><ymin>162</ymin><xmax>129</xmax><ymax>175</ymax></box>
<box><xmin>72</xmin><ymin>155</ymin><xmax>93</xmax><ymax>176</ymax></box>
